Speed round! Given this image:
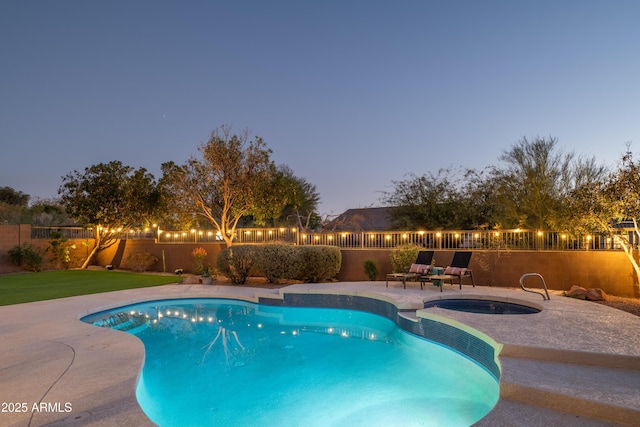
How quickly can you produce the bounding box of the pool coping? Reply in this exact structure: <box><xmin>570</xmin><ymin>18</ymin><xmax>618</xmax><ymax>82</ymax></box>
<box><xmin>1</xmin><ymin>282</ymin><xmax>639</xmax><ymax>426</ymax></box>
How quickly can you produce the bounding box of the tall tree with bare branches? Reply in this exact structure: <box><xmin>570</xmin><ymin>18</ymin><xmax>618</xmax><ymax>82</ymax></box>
<box><xmin>161</xmin><ymin>126</ymin><xmax>277</xmax><ymax>246</ymax></box>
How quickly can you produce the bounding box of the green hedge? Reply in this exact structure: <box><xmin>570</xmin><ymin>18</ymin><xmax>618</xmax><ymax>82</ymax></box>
<box><xmin>390</xmin><ymin>244</ymin><xmax>422</xmax><ymax>273</ymax></box>
<box><xmin>255</xmin><ymin>243</ymin><xmax>304</xmax><ymax>284</ymax></box>
<box><xmin>217</xmin><ymin>244</ymin><xmax>341</xmax><ymax>285</ymax></box>
<box><xmin>297</xmin><ymin>245</ymin><xmax>341</xmax><ymax>283</ymax></box>
<box><xmin>216</xmin><ymin>245</ymin><xmax>260</xmax><ymax>285</ymax></box>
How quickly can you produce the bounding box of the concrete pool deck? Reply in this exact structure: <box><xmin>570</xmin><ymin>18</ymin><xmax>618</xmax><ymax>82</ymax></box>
<box><xmin>1</xmin><ymin>281</ymin><xmax>639</xmax><ymax>427</ymax></box>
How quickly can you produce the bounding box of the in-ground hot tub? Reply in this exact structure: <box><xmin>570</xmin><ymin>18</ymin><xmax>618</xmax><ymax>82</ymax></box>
<box><xmin>423</xmin><ymin>298</ymin><xmax>542</xmax><ymax>314</ymax></box>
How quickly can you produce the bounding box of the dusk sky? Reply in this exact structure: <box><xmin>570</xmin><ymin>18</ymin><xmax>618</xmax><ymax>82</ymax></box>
<box><xmin>2</xmin><ymin>1</ymin><xmax>639</xmax><ymax>217</ymax></box>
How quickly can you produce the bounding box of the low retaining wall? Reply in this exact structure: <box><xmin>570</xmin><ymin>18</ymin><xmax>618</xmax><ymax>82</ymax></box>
<box><xmin>94</xmin><ymin>240</ymin><xmax>223</xmax><ymax>275</ymax></box>
<box><xmin>339</xmin><ymin>249</ymin><xmax>637</xmax><ymax>297</ymax></box>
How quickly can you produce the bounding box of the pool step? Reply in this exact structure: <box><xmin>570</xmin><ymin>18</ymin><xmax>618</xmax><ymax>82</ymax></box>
<box><xmin>497</xmin><ymin>356</ymin><xmax>640</xmax><ymax>426</ymax></box>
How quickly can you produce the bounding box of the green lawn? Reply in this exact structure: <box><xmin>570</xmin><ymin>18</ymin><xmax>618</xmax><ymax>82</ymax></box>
<box><xmin>0</xmin><ymin>270</ymin><xmax>178</xmax><ymax>306</ymax></box>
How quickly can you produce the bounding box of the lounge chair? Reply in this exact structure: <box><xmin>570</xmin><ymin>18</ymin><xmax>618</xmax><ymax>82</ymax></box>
<box><xmin>386</xmin><ymin>250</ymin><xmax>434</xmax><ymax>289</ymax></box>
<box><xmin>423</xmin><ymin>251</ymin><xmax>475</xmax><ymax>291</ymax></box>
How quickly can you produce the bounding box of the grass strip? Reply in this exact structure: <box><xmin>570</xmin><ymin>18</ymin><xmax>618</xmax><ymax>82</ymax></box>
<box><xmin>0</xmin><ymin>270</ymin><xmax>177</xmax><ymax>306</ymax></box>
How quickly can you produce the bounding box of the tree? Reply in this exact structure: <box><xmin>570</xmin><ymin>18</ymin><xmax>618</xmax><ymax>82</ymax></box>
<box><xmin>22</xmin><ymin>200</ymin><xmax>71</xmax><ymax>225</ymax></box>
<box><xmin>455</xmin><ymin>167</ymin><xmax>504</xmax><ymax>229</ymax></box>
<box><xmin>0</xmin><ymin>186</ymin><xmax>29</xmax><ymax>224</ymax></box>
<box><xmin>380</xmin><ymin>137</ymin><xmax>606</xmax><ymax>232</ymax></box>
<box><xmin>492</xmin><ymin>136</ymin><xmax>575</xmax><ymax>229</ymax></box>
<box><xmin>161</xmin><ymin>126</ymin><xmax>280</xmax><ymax>246</ymax></box>
<box><xmin>59</xmin><ymin>161</ymin><xmax>160</xmax><ymax>268</ymax></box>
<box><xmin>381</xmin><ymin>168</ymin><xmax>483</xmax><ymax>230</ymax></box>
<box><xmin>0</xmin><ymin>186</ymin><xmax>30</xmax><ymax>206</ymax></box>
<box><xmin>286</xmin><ymin>172</ymin><xmax>322</xmax><ymax>231</ymax></box>
<box><xmin>268</xmin><ymin>165</ymin><xmax>321</xmax><ymax>231</ymax></box>
<box><xmin>493</xmin><ymin>136</ymin><xmax>606</xmax><ymax>230</ymax></box>
<box><xmin>248</xmin><ymin>164</ymin><xmax>298</xmax><ymax>227</ymax></box>
<box><xmin>0</xmin><ymin>203</ymin><xmax>22</xmax><ymax>224</ymax></box>
<box><xmin>568</xmin><ymin>145</ymin><xmax>640</xmax><ymax>295</ymax></box>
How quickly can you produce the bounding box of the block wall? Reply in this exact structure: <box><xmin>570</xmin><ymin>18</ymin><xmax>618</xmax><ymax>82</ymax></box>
<box><xmin>0</xmin><ymin>224</ymin><xmax>31</xmax><ymax>273</ymax></box>
<box><xmin>1</xmin><ymin>225</ymin><xmax>637</xmax><ymax>297</ymax></box>
<box><xmin>338</xmin><ymin>249</ymin><xmax>638</xmax><ymax>297</ymax></box>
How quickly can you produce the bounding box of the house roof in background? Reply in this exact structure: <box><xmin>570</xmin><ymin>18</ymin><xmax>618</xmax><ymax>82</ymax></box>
<box><xmin>325</xmin><ymin>207</ymin><xmax>395</xmax><ymax>231</ymax></box>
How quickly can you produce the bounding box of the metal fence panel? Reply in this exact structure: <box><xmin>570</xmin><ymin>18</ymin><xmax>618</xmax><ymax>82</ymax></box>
<box><xmin>30</xmin><ymin>226</ymin><xmax>628</xmax><ymax>251</ymax></box>
<box><xmin>31</xmin><ymin>227</ymin><xmax>94</xmax><ymax>240</ymax></box>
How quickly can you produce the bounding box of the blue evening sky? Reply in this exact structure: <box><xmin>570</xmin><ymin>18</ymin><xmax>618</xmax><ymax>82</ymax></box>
<box><xmin>1</xmin><ymin>1</ymin><xmax>639</xmax><ymax>217</ymax></box>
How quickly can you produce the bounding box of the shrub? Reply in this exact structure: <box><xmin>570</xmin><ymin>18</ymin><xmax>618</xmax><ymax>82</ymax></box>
<box><xmin>363</xmin><ymin>259</ymin><xmax>379</xmax><ymax>281</ymax></box>
<box><xmin>390</xmin><ymin>244</ymin><xmax>422</xmax><ymax>273</ymax></box>
<box><xmin>7</xmin><ymin>244</ymin><xmax>23</xmax><ymax>267</ymax></box>
<box><xmin>298</xmin><ymin>245</ymin><xmax>342</xmax><ymax>283</ymax></box>
<box><xmin>217</xmin><ymin>244</ymin><xmax>341</xmax><ymax>284</ymax></box>
<box><xmin>8</xmin><ymin>243</ymin><xmax>44</xmax><ymax>272</ymax></box>
<box><xmin>256</xmin><ymin>243</ymin><xmax>303</xmax><ymax>284</ymax></box>
<box><xmin>125</xmin><ymin>252</ymin><xmax>158</xmax><ymax>272</ymax></box>
<box><xmin>216</xmin><ymin>245</ymin><xmax>259</xmax><ymax>285</ymax></box>
<box><xmin>47</xmin><ymin>230</ymin><xmax>75</xmax><ymax>270</ymax></box>
<box><xmin>191</xmin><ymin>247</ymin><xmax>209</xmax><ymax>275</ymax></box>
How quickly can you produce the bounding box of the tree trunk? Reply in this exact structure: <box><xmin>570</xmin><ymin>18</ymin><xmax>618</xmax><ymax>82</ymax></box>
<box><xmin>81</xmin><ymin>227</ymin><xmax>104</xmax><ymax>269</ymax></box>
<box><xmin>81</xmin><ymin>244</ymin><xmax>100</xmax><ymax>269</ymax></box>
<box><xmin>614</xmin><ymin>234</ymin><xmax>640</xmax><ymax>295</ymax></box>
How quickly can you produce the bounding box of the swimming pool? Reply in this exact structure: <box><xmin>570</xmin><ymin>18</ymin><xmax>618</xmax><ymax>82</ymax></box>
<box><xmin>83</xmin><ymin>298</ymin><xmax>499</xmax><ymax>426</ymax></box>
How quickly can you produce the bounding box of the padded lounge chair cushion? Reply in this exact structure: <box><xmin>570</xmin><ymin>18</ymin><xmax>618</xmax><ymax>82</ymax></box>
<box><xmin>409</xmin><ymin>263</ymin><xmax>430</xmax><ymax>274</ymax></box>
<box><xmin>444</xmin><ymin>266</ymin><xmax>467</xmax><ymax>276</ymax></box>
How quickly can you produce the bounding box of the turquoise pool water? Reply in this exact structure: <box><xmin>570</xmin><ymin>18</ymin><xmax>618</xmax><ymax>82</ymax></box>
<box><xmin>83</xmin><ymin>299</ymin><xmax>499</xmax><ymax>426</ymax></box>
